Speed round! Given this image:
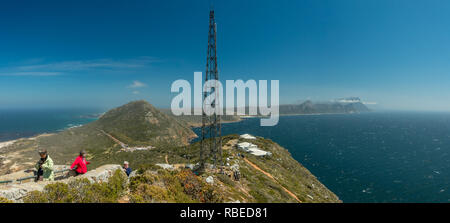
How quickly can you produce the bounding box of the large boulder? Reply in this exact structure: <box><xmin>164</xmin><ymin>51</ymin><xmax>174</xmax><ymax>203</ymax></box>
<box><xmin>205</xmin><ymin>176</ymin><xmax>214</xmax><ymax>184</ymax></box>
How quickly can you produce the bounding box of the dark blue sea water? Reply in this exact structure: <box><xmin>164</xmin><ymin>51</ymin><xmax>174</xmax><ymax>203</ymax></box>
<box><xmin>0</xmin><ymin>109</ymin><xmax>101</xmax><ymax>142</ymax></box>
<box><xmin>194</xmin><ymin>112</ymin><xmax>450</xmax><ymax>203</ymax></box>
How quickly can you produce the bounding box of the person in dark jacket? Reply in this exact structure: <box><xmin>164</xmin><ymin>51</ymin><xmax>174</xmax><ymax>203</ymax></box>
<box><xmin>123</xmin><ymin>161</ymin><xmax>132</xmax><ymax>176</ymax></box>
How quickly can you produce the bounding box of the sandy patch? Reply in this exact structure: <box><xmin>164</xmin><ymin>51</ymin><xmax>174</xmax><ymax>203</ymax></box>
<box><xmin>28</xmin><ymin>133</ymin><xmax>55</xmax><ymax>140</ymax></box>
<box><xmin>0</xmin><ymin>140</ymin><xmax>17</xmax><ymax>150</ymax></box>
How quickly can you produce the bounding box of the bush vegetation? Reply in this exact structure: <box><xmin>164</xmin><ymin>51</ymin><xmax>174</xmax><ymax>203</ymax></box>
<box><xmin>129</xmin><ymin>169</ymin><xmax>223</xmax><ymax>203</ymax></box>
<box><xmin>0</xmin><ymin>197</ymin><xmax>13</xmax><ymax>203</ymax></box>
<box><xmin>19</xmin><ymin>168</ymin><xmax>223</xmax><ymax>203</ymax></box>
<box><xmin>22</xmin><ymin>169</ymin><xmax>127</xmax><ymax>203</ymax></box>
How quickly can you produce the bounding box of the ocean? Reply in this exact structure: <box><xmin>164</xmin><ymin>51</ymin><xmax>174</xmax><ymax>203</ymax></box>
<box><xmin>0</xmin><ymin>108</ymin><xmax>101</xmax><ymax>142</ymax></box>
<box><xmin>1</xmin><ymin>109</ymin><xmax>450</xmax><ymax>202</ymax></box>
<box><xmin>194</xmin><ymin>112</ymin><xmax>450</xmax><ymax>203</ymax></box>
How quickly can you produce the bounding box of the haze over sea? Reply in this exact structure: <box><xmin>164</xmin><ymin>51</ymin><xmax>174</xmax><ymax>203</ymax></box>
<box><xmin>2</xmin><ymin>109</ymin><xmax>450</xmax><ymax>202</ymax></box>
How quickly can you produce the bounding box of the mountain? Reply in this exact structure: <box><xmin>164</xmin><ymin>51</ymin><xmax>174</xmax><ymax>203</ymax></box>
<box><xmin>0</xmin><ymin>100</ymin><xmax>196</xmax><ymax>175</ymax></box>
<box><xmin>279</xmin><ymin>100</ymin><xmax>370</xmax><ymax>115</ymax></box>
<box><xmin>94</xmin><ymin>100</ymin><xmax>197</xmax><ymax>146</ymax></box>
<box><xmin>334</xmin><ymin>97</ymin><xmax>362</xmax><ymax>103</ymax></box>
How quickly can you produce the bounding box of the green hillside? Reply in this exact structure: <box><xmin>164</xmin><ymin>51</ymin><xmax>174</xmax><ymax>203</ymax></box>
<box><xmin>0</xmin><ymin>101</ymin><xmax>196</xmax><ymax>174</ymax></box>
<box><xmin>94</xmin><ymin>100</ymin><xmax>197</xmax><ymax>146</ymax></box>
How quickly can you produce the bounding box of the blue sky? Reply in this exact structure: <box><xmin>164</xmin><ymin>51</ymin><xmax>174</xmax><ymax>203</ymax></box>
<box><xmin>0</xmin><ymin>0</ymin><xmax>450</xmax><ymax>111</ymax></box>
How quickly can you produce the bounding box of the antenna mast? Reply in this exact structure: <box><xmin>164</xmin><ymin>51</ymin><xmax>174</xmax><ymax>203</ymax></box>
<box><xmin>200</xmin><ymin>9</ymin><xmax>222</xmax><ymax>171</ymax></box>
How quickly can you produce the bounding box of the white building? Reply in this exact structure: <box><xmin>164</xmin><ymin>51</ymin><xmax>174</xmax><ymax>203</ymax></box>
<box><xmin>237</xmin><ymin>142</ymin><xmax>272</xmax><ymax>157</ymax></box>
<box><xmin>237</xmin><ymin>142</ymin><xmax>255</xmax><ymax>152</ymax></box>
<box><xmin>240</xmin><ymin>134</ymin><xmax>256</xmax><ymax>140</ymax></box>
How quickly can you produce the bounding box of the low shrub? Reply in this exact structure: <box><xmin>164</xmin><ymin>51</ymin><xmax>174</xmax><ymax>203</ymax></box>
<box><xmin>129</xmin><ymin>169</ymin><xmax>223</xmax><ymax>203</ymax></box>
<box><xmin>0</xmin><ymin>197</ymin><xmax>13</xmax><ymax>203</ymax></box>
<box><xmin>129</xmin><ymin>184</ymin><xmax>172</xmax><ymax>203</ymax></box>
<box><xmin>23</xmin><ymin>169</ymin><xmax>127</xmax><ymax>203</ymax></box>
<box><xmin>42</xmin><ymin>182</ymin><xmax>73</xmax><ymax>203</ymax></box>
<box><xmin>136</xmin><ymin>163</ymin><xmax>161</xmax><ymax>174</ymax></box>
<box><xmin>217</xmin><ymin>174</ymin><xmax>235</xmax><ymax>187</ymax></box>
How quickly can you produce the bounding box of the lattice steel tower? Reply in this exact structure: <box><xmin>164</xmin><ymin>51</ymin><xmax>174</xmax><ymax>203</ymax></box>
<box><xmin>200</xmin><ymin>10</ymin><xmax>222</xmax><ymax>171</ymax></box>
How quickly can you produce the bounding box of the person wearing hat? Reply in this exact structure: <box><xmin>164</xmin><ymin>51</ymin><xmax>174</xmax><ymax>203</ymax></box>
<box><xmin>70</xmin><ymin>150</ymin><xmax>90</xmax><ymax>176</ymax></box>
<box><xmin>123</xmin><ymin>161</ymin><xmax>132</xmax><ymax>176</ymax></box>
<box><xmin>34</xmin><ymin>149</ymin><xmax>54</xmax><ymax>181</ymax></box>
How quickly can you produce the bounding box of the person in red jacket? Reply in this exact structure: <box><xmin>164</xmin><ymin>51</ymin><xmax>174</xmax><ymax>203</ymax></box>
<box><xmin>70</xmin><ymin>150</ymin><xmax>90</xmax><ymax>175</ymax></box>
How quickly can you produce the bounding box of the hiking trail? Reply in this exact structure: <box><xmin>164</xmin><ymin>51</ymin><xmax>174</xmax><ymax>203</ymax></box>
<box><xmin>243</xmin><ymin>158</ymin><xmax>302</xmax><ymax>203</ymax></box>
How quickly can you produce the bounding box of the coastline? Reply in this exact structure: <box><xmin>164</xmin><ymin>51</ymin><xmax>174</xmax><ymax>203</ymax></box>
<box><xmin>187</xmin><ymin>112</ymin><xmax>364</xmax><ymax>127</ymax></box>
<box><xmin>0</xmin><ymin>120</ymin><xmax>89</xmax><ymax>148</ymax></box>
<box><xmin>250</xmin><ymin>112</ymin><xmax>363</xmax><ymax>118</ymax></box>
<box><xmin>0</xmin><ymin>133</ymin><xmax>55</xmax><ymax>150</ymax></box>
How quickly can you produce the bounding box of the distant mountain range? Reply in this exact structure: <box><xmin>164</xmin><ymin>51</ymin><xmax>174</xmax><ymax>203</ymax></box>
<box><xmin>279</xmin><ymin>99</ymin><xmax>370</xmax><ymax>115</ymax></box>
<box><xmin>162</xmin><ymin>98</ymin><xmax>371</xmax><ymax>126</ymax></box>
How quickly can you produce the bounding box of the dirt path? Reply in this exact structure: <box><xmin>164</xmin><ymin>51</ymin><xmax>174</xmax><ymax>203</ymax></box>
<box><xmin>243</xmin><ymin>158</ymin><xmax>302</xmax><ymax>203</ymax></box>
<box><xmin>99</xmin><ymin>130</ymin><xmax>127</xmax><ymax>149</ymax></box>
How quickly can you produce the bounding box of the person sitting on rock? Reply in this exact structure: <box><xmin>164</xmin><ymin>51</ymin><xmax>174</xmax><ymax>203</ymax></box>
<box><xmin>35</xmin><ymin>149</ymin><xmax>54</xmax><ymax>181</ymax></box>
<box><xmin>70</xmin><ymin>150</ymin><xmax>90</xmax><ymax>176</ymax></box>
<box><xmin>123</xmin><ymin>161</ymin><xmax>132</xmax><ymax>176</ymax></box>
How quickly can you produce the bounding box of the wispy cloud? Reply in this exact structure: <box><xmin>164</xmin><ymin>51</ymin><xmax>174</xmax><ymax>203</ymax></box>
<box><xmin>132</xmin><ymin>91</ymin><xmax>140</xmax><ymax>95</ymax></box>
<box><xmin>18</xmin><ymin>57</ymin><xmax>156</xmax><ymax>71</ymax></box>
<box><xmin>128</xmin><ymin>80</ymin><xmax>147</xmax><ymax>88</ymax></box>
<box><xmin>0</xmin><ymin>57</ymin><xmax>158</xmax><ymax>76</ymax></box>
<box><xmin>0</xmin><ymin>72</ymin><xmax>62</xmax><ymax>76</ymax></box>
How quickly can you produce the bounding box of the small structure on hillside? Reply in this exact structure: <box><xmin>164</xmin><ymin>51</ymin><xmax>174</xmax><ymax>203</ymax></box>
<box><xmin>240</xmin><ymin>134</ymin><xmax>256</xmax><ymax>140</ymax></box>
<box><xmin>120</xmin><ymin>146</ymin><xmax>154</xmax><ymax>152</ymax></box>
<box><xmin>237</xmin><ymin>142</ymin><xmax>272</xmax><ymax>157</ymax></box>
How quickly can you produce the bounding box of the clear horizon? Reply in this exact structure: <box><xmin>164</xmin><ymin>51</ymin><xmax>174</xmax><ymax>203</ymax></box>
<box><xmin>1</xmin><ymin>0</ymin><xmax>450</xmax><ymax>111</ymax></box>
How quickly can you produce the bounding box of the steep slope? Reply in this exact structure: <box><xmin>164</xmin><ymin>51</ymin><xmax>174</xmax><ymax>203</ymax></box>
<box><xmin>201</xmin><ymin>135</ymin><xmax>341</xmax><ymax>203</ymax></box>
<box><xmin>116</xmin><ymin>134</ymin><xmax>341</xmax><ymax>203</ymax></box>
<box><xmin>93</xmin><ymin>100</ymin><xmax>197</xmax><ymax>146</ymax></box>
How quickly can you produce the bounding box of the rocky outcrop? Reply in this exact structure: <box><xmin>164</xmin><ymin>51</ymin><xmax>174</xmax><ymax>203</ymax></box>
<box><xmin>0</xmin><ymin>182</ymin><xmax>45</xmax><ymax>202</ymax></box>
<box><xmin>0</xmin><ymin>164</ymin><xmax>122</xmax><ymax>202</ymax></box>
<box><xmin>81</xmin><ymin>164</ymin><xmax>122</xmax><ymax>183</ymax></box>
